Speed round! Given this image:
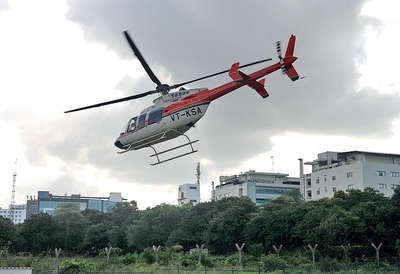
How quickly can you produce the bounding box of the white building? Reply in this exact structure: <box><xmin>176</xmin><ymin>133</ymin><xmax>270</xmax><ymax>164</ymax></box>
<box><xmin>0</xmin><ymin>204</ymin><xmax>27</xmax><ymax>224</ymax></box>
<box><xmin>212</xmin><ymin>170</ymin><xmax>300</xmax><ymax>205</ymax></box>
<box><xmin>178</xmin><ymin>184</ymin><xmax>200</xmax><ymax>205</ymax></box>
<box><xmin>304</xmin><ymin>151</ymin><xmax>400</xmax><ymax>201</ymax></box>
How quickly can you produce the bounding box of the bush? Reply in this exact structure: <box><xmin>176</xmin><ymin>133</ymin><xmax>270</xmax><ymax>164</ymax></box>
<box><xmin>260</xmin><ymin>254</ymin><xmax>286</xmax><ymax>268</ymax></box>
<box><xmin>59</xmin><ymin>259</ymin><xmax>95</xmax><ymax>273</ymax></box>
<box><xmin>140</xmin><ymin>248</ymin><xmax>155</xmax><ymax>265</ymax></box>
<box><xmin>248</xmin><ymin>243</ymin><xmax>264</xmax><ymax>258</ymax></box>
<box><xmin>121</xmin><ymin>253</ymin><xmax>137</xmax><ymax>265</ymax></box>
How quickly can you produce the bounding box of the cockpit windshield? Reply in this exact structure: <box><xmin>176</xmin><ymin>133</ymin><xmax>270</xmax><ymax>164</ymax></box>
<box><xmin>120</xmin><ymin>116</ymin><xmax>138</xmax><ymax>135</ymax></box>
<box><xmin>119</xmin><ymin>122</ymin><xmax>128</xmax><ymax>135</ymax></box>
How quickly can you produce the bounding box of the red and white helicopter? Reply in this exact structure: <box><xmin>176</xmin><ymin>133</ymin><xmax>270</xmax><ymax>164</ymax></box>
<box><xmin>66</xmin><ymin>31</ymin><xmax>300</xmax><ymax>165</ymax></box>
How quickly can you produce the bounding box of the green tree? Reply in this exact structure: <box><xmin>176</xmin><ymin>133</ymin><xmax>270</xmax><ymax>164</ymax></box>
<box><xmin>0</xmin><ymin>216</ymin><xmax>15</xmax><ymax>249</ymax></box>
<box><xmin>16</xmin><ymin>213</ymin><xmax>59</xmax><ymax>254</ymax></box>
<box><xmin>52</xmin><ymin>203</ymin><xmax>88</xmax><ymax>253</ymax></box>
<box><xmin>126</xmin><ymin>204</ymin><xmax>187</xmax><ymax>251</ymax></box>
<box><xmin>204</xmin><ymin>197</ymin><xmax>257</xmax><ymax>254</ymax></box>
<box><xmin>245</xmin><ymin>193</ymin><xmax>310</xmax><ymax>250</ymax></box>
<box><xmin>84</xmin><ymin>223</ymin><xmax>109</xmax><ymax>255</ymax></box>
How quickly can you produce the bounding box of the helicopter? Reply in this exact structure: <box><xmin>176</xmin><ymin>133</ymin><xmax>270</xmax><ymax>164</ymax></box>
<box><xmin>65</xmin><ymin>31</ymin><xmax>300</xmax><ymax>165</ymax></box>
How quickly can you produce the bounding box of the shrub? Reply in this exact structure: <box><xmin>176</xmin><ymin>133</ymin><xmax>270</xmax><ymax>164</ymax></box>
<box><xmin>260</xmin><ymin>254</ymin><xmax>286</xmax><ymax>268</ymax></box>
<box><xmin>59</xmin><ymin>259</ymin><xmax>94</xmax><ymax>273</ymax></box>
<box><xmin>121</xmin><ymin>253</ymin><xmax>137</xmax><ymax>265</ymax></box>
<box><xmin>140</xmin><ymin>248</ymin><xmax>155</xmax><ymax>265</ymax></box>
<box><xmin>248</xmin><ymin>243</ymin><xmax>264</xmax><ymax>258</ymax></box>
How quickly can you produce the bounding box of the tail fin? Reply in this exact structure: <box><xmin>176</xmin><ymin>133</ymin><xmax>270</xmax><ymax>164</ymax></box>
<box><xmin>284</xmin><ymin>35</ymin><xmax>299</xmax><ymax>81</ymax></box>
<box><xmin>285</xmin><ymin>35</ymin><xmax>296</xmax><ymax>58</ymax></box>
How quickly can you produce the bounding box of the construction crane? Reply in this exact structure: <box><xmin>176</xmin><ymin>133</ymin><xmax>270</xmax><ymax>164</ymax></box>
<box><xmin>10</xmin><ymin>158</ymin><xmax>17</xmax><ymax>223</ymax></box>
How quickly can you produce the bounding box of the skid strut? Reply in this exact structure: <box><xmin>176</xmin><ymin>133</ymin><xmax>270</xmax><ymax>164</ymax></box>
<box><xmin>149</xmin><ymin>133</ymin><xmax>198</xmax><ymax>166</ymax></box>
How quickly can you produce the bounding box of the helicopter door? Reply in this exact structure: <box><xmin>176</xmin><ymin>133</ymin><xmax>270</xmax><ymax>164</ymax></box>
<box><xmin>147</xmin><ymin>108</ymin><xmax>164</xmax><ymax>136</ymax></box>
<box><xmin>137</xmin><ymin>113</ymin><xmax>148</xmax><ymax>138</ymax></box>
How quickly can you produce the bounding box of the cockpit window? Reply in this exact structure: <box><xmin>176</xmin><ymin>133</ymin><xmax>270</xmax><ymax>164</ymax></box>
<box><xmin>128</xmin><ymin>117</ymin><xmax>137</xmax><ymax>132</ymax></box>
<box><xmin>138</xmin><ymin>113</ymin><xmax>147</xmax><ymax>129</ymax></box>
<box><xmin>148</xmin><ymin>108</ymin><xmax>163</xmax><ymax>125</ymax></box>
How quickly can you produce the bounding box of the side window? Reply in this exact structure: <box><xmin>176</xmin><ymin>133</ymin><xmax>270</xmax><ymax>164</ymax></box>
<box><xmin>148</xmin><ymin>108</ymin><xmax>163</xmax><ymax>125</ymax></box>
<box><xmin>128</xmin><ymin>117</ymin><xmax>137</xmax><ymax>132</ymax></box>
<box><xmin>138</xmin><ymin>113</ymin><xmax>147</xmax><ymax>129</ymax></box>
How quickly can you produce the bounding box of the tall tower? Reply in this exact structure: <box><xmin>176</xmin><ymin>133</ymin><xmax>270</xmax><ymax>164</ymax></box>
<box><xmin>195</xmin><ymin>162</ymin><xmax>201</xmax><ymax>184</ymax></box>
<box><xmin>10</xmin><ymin>158</ymin><xmax>18</xmax><ymax>223</ymax></box>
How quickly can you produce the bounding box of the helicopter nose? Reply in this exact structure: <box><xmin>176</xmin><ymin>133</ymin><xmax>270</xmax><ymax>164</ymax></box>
<box><xmin>114</xmin><ymin>140</ymin><xmax>124</xmax><ymax>149</ymax></box>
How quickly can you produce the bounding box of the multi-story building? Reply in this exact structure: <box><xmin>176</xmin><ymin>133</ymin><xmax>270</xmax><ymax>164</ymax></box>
<box><xmin>304</xmin><ymin>151</ymin><xmax>400</xmax><ymax>201</ymax></box>
<box><xmin>0</xmin><ymin>204</ymin><xmax>26</xmax><ymax>224</ymax></box>
<box><xmin>178</xmin><ymin>183</ymin><xmax>200</xmax><ymax>206</ymax></box>
<box><xmin>26</xmin><ymin>191</ymin><xmax>125</xmax><ymax>217</ymax></box>
<box><xmin>212</xmin><ymin>170</ymin><xmax>300</xmax><ymax>205</ymax></box>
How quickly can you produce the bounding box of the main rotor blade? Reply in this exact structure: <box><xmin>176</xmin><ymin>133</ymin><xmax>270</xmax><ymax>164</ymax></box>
<box><xmin>64</xmin><ymin>90</ymin><xmax>154</xmax><ymax>113</ymax></box>
<box><xmin>171</xmin><ymin>58</ymin><xmax>272</xmax><ymax>89</ymax></box>
<box><xmin>123</xmin><ymin>31</ymin><xmax>162</xmax><ymax>87</ymax></box>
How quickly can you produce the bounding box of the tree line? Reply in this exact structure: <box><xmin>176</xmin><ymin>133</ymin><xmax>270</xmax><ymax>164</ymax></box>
<box><xmin>1</xmin><ymin>187</ymin><xmax>400</xmax><ymax>260</ymax></box>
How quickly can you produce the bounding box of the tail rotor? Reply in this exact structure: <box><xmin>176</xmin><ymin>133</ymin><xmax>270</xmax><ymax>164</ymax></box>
<box><xmin>276</xmin><ymin>41</ymin><xmax>286</xmax><ymax>75</ymax></box>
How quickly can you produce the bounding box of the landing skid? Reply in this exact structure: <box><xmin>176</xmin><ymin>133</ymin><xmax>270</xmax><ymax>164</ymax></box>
<box><xmin>117</xmin><ymin>129</ymin><xmax>199</xmax><ymax>165</ymax></box>
<box><xmin>149</xmin><ymin>134</ymin><xmax>198</xmax><ymax>166</ymax></box>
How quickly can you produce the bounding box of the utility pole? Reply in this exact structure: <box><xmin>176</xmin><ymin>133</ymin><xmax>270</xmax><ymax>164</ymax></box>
<box><xmin>195</xmin><ymin>162</ymin><xmax>200</xmax><ymax>184</ymax></box>
<box><xmin>10</xmin><ymin>158</ymin><xmax>18</xmax><ymax>224</ymax></box>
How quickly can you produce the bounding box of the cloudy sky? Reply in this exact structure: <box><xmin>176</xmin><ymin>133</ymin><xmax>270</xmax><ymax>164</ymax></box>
<box><xmin>1</xmin><ymin>0</ymin><xmax>399</xmax><ymax>210</ymax></box>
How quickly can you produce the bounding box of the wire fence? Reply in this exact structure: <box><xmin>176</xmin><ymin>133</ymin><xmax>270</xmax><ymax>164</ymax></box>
<box><xmin>32</xmin><ymin>263</ymin><xmax>400</xmax><ymax>274</ymax></box>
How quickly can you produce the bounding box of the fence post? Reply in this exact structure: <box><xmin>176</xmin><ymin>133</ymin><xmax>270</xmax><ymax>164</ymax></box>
<box><xmin>372</xmin><ymin>243</ymin><xmax>382</xmax><ymax>274</ymax></box>
<box><xmin>235</xmin><ymin>243</ymin><xmax>245</xmax><ymax>267</ymax></box>
<box><xmin>273</xmin><ymin>244</ymin><xmax>283</xmax><ymax>257</ymax></box>
<box><xmin>308</xmin><ymin>244</ymin><xmax>318</xmax><ymax>269</ymax></box>
<box><xmin>105</xmin><ymin>246</ymin><xmax>112</xmax><ymax>266</ymax></box>
<box><xmin>153</xmin><ymin>245</ymin><xmax>161</xmax><ymax>264</ymax></box>
<box><xmin>55</xmin><ymin>248</ymin><xmax>61</xmax><ymax>273</ymax></box>
<box><xmin>196</xmin><ymin>244</ymin><xmax>205</xmax><ymax>264</ymax></box>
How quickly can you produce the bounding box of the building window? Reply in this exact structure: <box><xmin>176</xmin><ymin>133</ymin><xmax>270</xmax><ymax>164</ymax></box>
<box><xmin>317</xmin><ymin>188</ymin><xmax>320</xmax><ymax>195</ymax></box>
<box><xmin>348</xmin><ymin>184</ymin><xmax>354</xmax><ymax>190</ymax></box>
<box><xmin>378</xmin><ymin>183</ymin><xmax>387</xmax><ymax>189</ymax></box>
<box><xmin>333</xmin><ymin>187</ymin><xmax>337</xmax><ymax>193</ymax></box>
<box><xmin>332</xmin><ymin>176</ymin><xmax>336</xmax><ymax>181</ymax></box>
<box><xmin>347</xmin><ymin>172</ymin><xmax>353</xmax><ymax>178</ymax></box>
<box><xmin>391</xmin><ymin>184</ymin><xmax>400</xmax><ymax>189</ymax></box>
<box><xmin>377</xmin><ymin>171</ymin><xmax>386</xmax><ymax>176</ymax></box>
<box><xmin>316</xmin><ymin>178</ymin><xmax>320</xmax><ymax>184</ymax></box>
<box><xmin>390</xmin><ymin>172</ymin><xmax>399</xmax><ymax>177</ymax></box>
<box><xmin>189</xmin><ymin>186</ymin><xmax>197</xmax><ymax>189</ymax></box>
<box><xmin>325</xmin><ymin>187</ymin><xmax>327</xmax><ymax>193</ymax></box>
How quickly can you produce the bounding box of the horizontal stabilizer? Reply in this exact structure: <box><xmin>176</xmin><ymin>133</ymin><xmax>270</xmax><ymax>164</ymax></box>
<box><xmin>229</xmin><ymin>62</ymin><xmax>249</xmax><ymax>83</ymax></box>
<box><xmin>248</xmin><ymin>78</ymin><xmax>269</xmax><ymax>98</ymax></box>
<box><xmin>285</xmin><ymin>64</ymin><xmax>299</xmax><ymax>81</ymax></box>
